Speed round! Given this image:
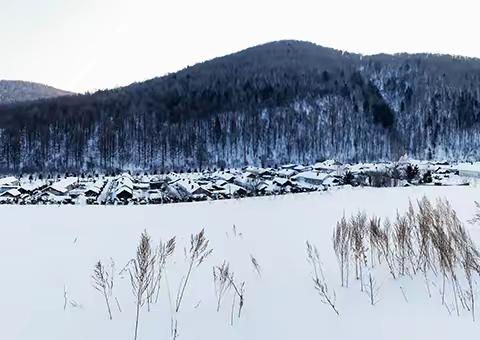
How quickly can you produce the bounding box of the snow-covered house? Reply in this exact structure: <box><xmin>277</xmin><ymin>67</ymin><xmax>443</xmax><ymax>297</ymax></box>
<box><xmin>245</xmin><ymin>167</ymin><xmax>271</xmax><ymax>178</ymax></box>
<box><xmin>256</xmin><ymin>180</ymin><xmax>278</xmax><ymax>195</ymax></box>
<box><xmin>273</xmin><ymin>177</ymin><xmax>293</xmax><ymax>187</ymax></box>
<box><xmin>233</xmin><ymin>175</ymin><xmax>255</xmax><ymax>191</ymax></box>
<box><xmin>147</xmin><ymin>190</ymin><xmax>164</xmax><ymax>202</ymax></box>
<box><xmin>115</xmin><ymin>186</ymin><xmax>133</xmax><ymax>200</ymax></box>
<box><xmin>149</xmin><ymin>176</ymin><xmax>167</xmax><ymax>190</ymax></box>
<box><xmin>347</xmin><ymin>163</ymin><xmax>390</xmax><ymax>174</ymax></box>
<box><xmin>84</xmin><ymin>186</ymin><xmax>102</xmax><ymax>197</ymax></box>
<box><xmin>134</xmin><ymin>182</ymin><xmax>150</xmax><ymax>190</ymax></box>
<box><xmin>174</xmin><ymin>179</ymin><xmax>211</xmax><ymax>198</ymax></box>
<box><xmin>293</xmin><ymin>165</ymin><xmax>308</xmax><ymax>172</ymax></box>
<box><xmin>166</xmin><ymin>172</ymin><xmax>181</xmax><ymax>183</ymax></box>
<box><xmin>84</xmin><ymin>179</ymin><xmax>105</xmax><ymax>197</ymax></box>
<box><xmin>456</xmin><ymin>163</ymin><xmax>480</xmax><ymax>178</ymax></box>
<box><xmin>19</xmin><ymin>182</ymin><xmax>44</xmax><ymax>194</ymax></box>
<box><xmin>322</xmin><ymin>176</ymin><xmax>341</xmax><ymax>187</ymax></box>
<box><xmin>281</xmin><ymin>164</ymin><xmax>298</xmax><ymax>170</ymax></box>
<box><xmin>45</xmin><ymin>177</ymin><xmax>78</xmax><ymax>196</ymax></box>
<box><xmin>0</xmin><ymin>188</ymin><xmax>21</xmax><ymax>200</ymax></box>
<box><xmin>277</xmin><ymin>168</ymin><xmax>297</xmax><ymax>178</ymax></box>
<box><xmin>213</xmin><ymin>183</ymin><xmax>247</xmax><ymax>197</ymax></box>
<box><xmin>115</xmin><ymin>174</ymin><xmax>134</xmax><ymax>200</ymax></box>
<box><xmin>313</xmin><ymin>160</ymin><xmax>348</xmax><ymax>176</ymax></box>
<box><xmin>0</xmin><ymin>176</ymin><xmax>20</xmax><ymax>187</ymax></box>
<box><xmin>217</xmin><ymin>172</ymin><xmax>236</xmax><ymax>183</ymax></box>
<box><xmin>292</xmin><ymin>171</ymin><xmax>330</xmax><ymax>186</ymax></box>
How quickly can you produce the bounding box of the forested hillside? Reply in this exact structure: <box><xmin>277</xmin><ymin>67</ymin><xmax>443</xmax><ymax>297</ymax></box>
<box><xmin>1</xmin><ymin>40</ymin><xmax>480</xmax><ymax>172</ymax></box>
<box><xmin>0</xmin><ymin>80</ymin><xmax>72</xmax><ymax>105</ymax></box>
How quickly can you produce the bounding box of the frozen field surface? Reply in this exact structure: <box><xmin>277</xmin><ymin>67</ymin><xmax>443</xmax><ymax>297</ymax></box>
<box><xmin>2</xmin><ymin>186</ymin><xmax>480</xmax><ymax>340</ymax></box>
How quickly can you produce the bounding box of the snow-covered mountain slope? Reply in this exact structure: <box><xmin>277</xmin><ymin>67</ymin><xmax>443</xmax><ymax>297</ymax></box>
<box><xmin>0</xmin><ymin>80</ymin><xmax>72</xmax><ymax>104</ymax></box>
<box><xmin>1</xmin><ymin>40</ymin><xmax>480</xmax><ymax>172</ymax></box>
<box><xmin>2</xmin><ymin>186</ymin><xmax>480</xmax><ymax>340</ymax></box>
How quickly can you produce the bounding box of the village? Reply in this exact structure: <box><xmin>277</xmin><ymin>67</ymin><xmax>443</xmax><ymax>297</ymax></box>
<box><xmin>0</xmin><ymin>157</ymin><xmax>477</xmax><ymax>205</ymax></box>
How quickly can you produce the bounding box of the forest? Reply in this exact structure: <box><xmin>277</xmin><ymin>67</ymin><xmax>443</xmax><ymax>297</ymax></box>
<box><xmin>0</xmin><ymin>40</ymin><xmax>480</xmax><ymax>172</ymax></box>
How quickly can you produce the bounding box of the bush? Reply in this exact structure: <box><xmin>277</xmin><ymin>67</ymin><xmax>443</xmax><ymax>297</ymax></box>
<box><xmin>368</xmin><ymin>171</ymin><xmax>392</xmax><ymax>187</ymax></box>
<box><xmin>422</xmin><ymin>170</ymin><xmax>432</xmax><ymax>183</ymax></box>
<box><xmin>342</xmin><ymin>171</ymin><xmax>355</xmax><ymax>185</ymax></box>
<box><xmin>405</xmin><ymin>164</ymin><xmax>419</xmax><ymax>181</ymax></box>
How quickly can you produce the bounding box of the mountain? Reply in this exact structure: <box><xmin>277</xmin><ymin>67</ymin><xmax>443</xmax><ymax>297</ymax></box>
<box><xmin>0</xmin><ymin>80</ymin><xmax>72</xmax><ymax>105</ymax></box>
<box><xmin>0</xmin><ymin>40</ymin><xmax>480</xmax><ymax>172</ymax></box>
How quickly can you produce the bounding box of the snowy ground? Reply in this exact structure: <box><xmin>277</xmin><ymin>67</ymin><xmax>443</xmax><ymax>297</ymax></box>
<box><xmin>2</xmin><ymin>186</ymin><xmax>480</xmax><ymax>340</ymax></box>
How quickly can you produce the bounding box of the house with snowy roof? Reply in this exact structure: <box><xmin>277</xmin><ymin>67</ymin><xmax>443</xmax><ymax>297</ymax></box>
<box><xmin>44</xmin><ymin>177</ymin><xmax>78</xmax><ymax>196</ymax></box>
<box><xmin>0</xmin><ymin>176</ymin><xmax>20</xmax><ymax>187</ymax></box>
<box><xmin>0</xmin><ymin>188</ymin><xmax>21</xmax><ymax>200</ymax></box>
<box><xmin>273</xmin><ymin>177</ymin><xmax>293</xmax><ymax>187</ymax></box>
<box><xmin>114</xmin><ymin>175</ymin><xmax>134</xmax><ymax>200</ymax></box>
<box><xmin>174</xmin><ymin>179</ymin><xmax>211</xmax><ymax>198</ymax></box>
<box><xmin>277</xmin><ymin>168</ymin><xmax>297</xmax><ymax>178</ymax></box>
<box><xmin>292</xmin><ymin>171</ymin><xmax>330</xmax><ymax>186</ymax></box>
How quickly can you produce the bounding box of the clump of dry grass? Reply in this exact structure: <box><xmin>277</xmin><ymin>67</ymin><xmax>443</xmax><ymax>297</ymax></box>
<box><xmin>153</xmin><ymin>237</ymin><xmax>176</xmax><ymax>304</ymax></box>
<box><xmin>330</xmin><ymin>197</ymin><xmax>480</xmax><ymax>319</ymax></box>
<box><xmin>213</xmin><ymin>262</ymin><xmax>232</xmax><ymax>312</ymax></box>
<box><xmin>130</xmin><ymin>230</ymin><xmax>156</xmax><ymax>340</ymax></box>
<box><xmin>306</xmin><ymin>241</ymin><xmax>339</xmax><ymax>316</ymax></box>
<box><xmin>250</xmin><ymin>255</ymin><xmax>261</xmax><ymax>277</ymax></box>
<box><xmin>172</xmin><ymin>229</ymin><xmax>212</xmax><ymax>339</ymax></box>
<box><xmin>92</xmin><ymin>260</ymin><xmax>114</xmax><ymax>320</ymax></box>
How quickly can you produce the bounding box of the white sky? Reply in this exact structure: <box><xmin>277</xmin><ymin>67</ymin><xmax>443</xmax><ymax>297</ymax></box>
<box><xmin>0</xmin><ymin>0</ymin><xmax>478</xmax><ymax>93</ymax></box>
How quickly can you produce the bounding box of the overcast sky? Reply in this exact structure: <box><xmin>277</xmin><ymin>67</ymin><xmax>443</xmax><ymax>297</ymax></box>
<box><xmin>1</xmin><ymin>0</ymin><xmax>478</xmax><ymax>93</ymax></box>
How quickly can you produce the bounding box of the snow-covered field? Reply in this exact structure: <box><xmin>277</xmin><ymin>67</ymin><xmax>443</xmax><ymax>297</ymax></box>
<box><xmin>2</xmin><ymin>186</ymin><xmax>480</xmax><ymax>340</ymax></box>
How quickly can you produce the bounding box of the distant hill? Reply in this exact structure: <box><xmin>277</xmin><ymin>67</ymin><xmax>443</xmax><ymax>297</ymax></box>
<box><xmin>0</xmin><ymin>80</ymin><xmax>72</xmax><ymax>104</ymax></box>
<box><xmin>0</xmin><ymin>40</ymin><xmax>480</xmax><ymax>172</ymax></box>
